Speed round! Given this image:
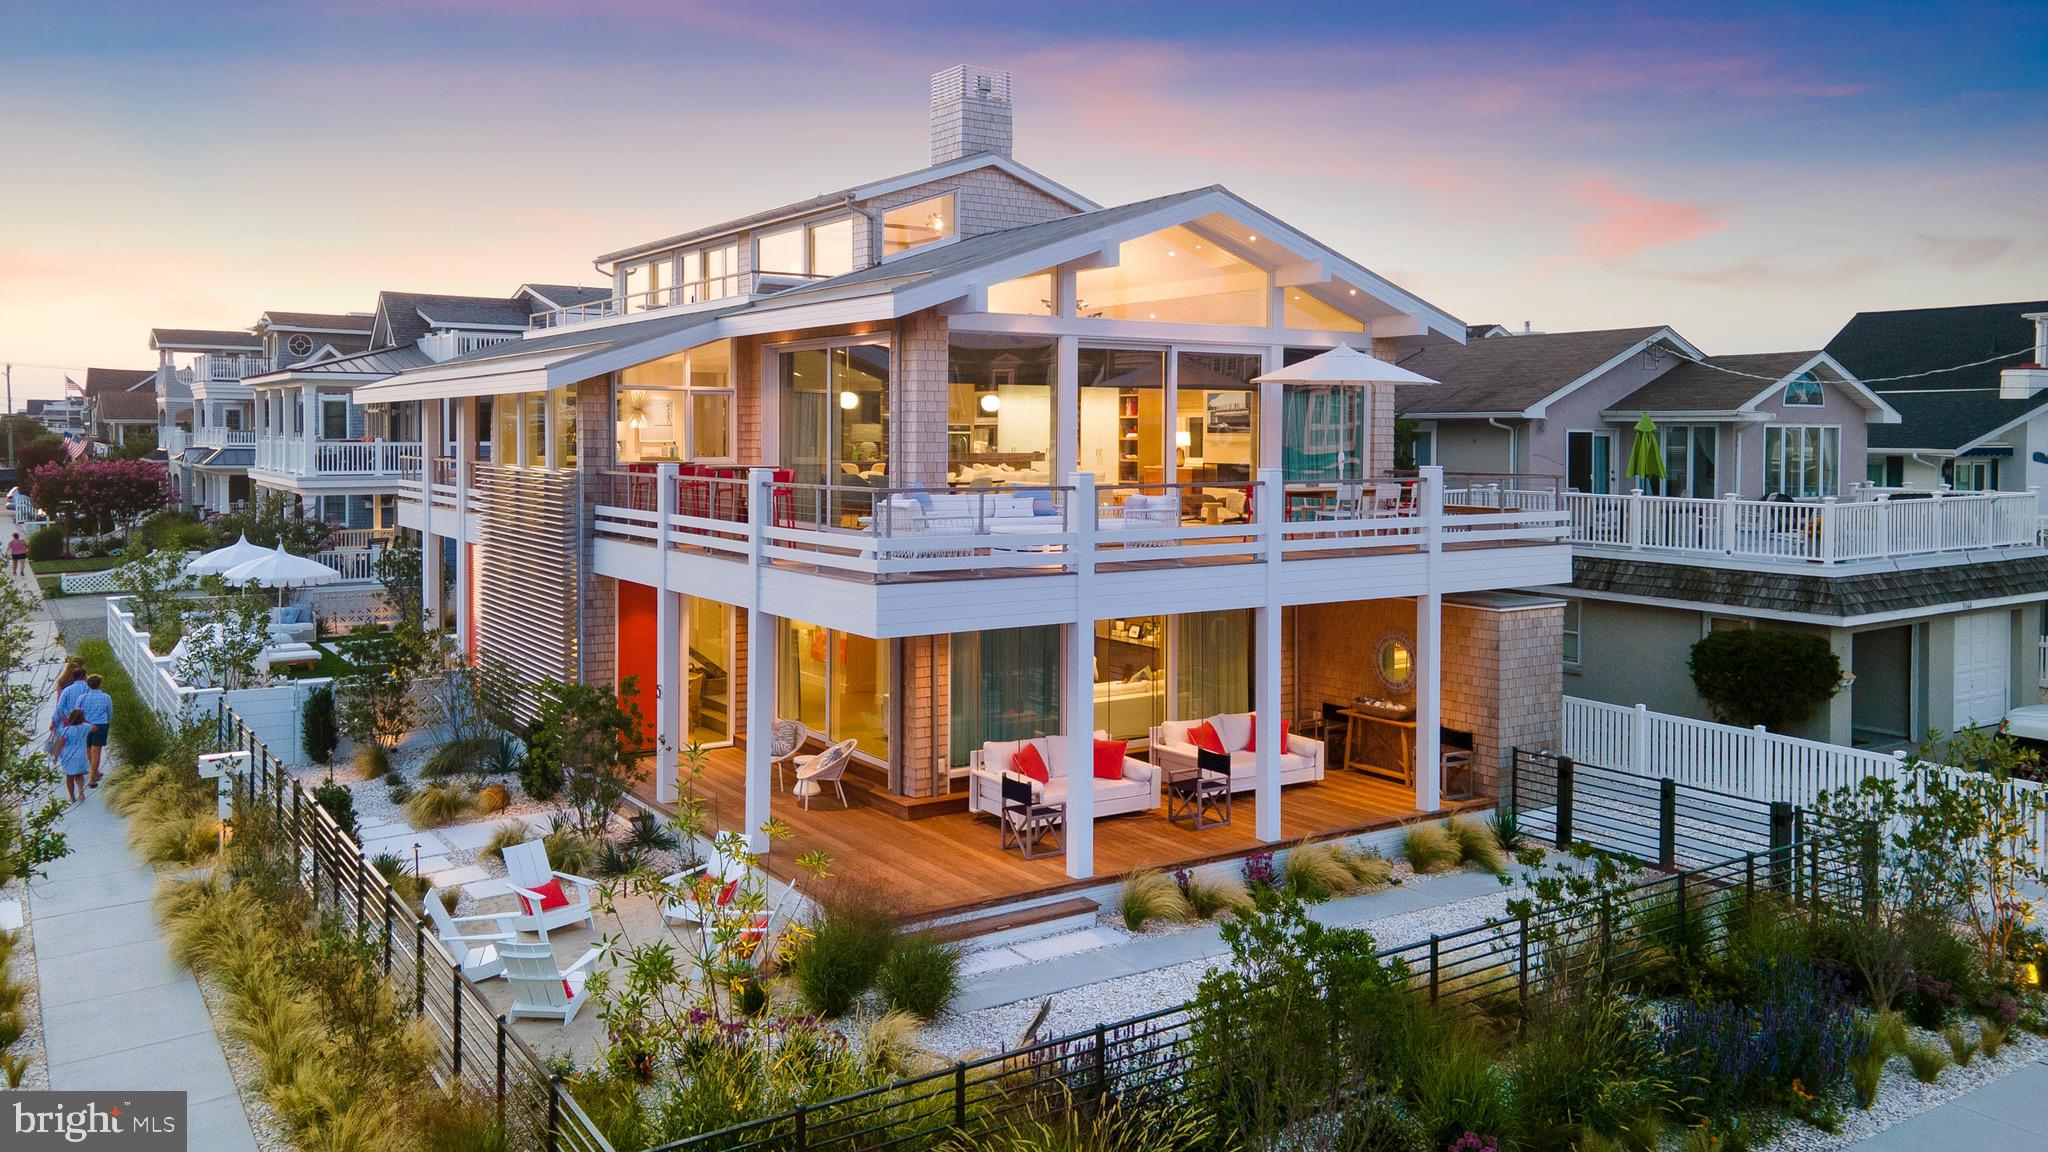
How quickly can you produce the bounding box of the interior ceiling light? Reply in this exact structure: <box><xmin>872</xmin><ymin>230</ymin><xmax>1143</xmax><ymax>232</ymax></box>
<box><xmin>839</xmin><ymin>390</ymin><xmax>859</xmax><ymax>410</ymax></box>
<box><xmin>979</xmin><ymin>393</ymin><xmax>1001</xmax><ymax>414</ymax></box>
<box><xmin>1247</xmin><ymin>234</ymin><xmax>1258</xmax><ymax>241</ymax></box>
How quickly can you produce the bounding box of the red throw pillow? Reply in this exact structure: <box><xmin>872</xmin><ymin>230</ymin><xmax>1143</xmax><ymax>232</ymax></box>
<box><xmin>1245</xmin><ymin>715</ymin><xmax>1291</xmax><ymax>753</ymax></box>
<box><xmin>1092</xmin><ymin>738</ymin><xmax>1129</xmax><ymax>780</ymax></box>
<box><xmin>563</xmin><ymin>979</ymin><xmax>575</xmax><ymax>999</ymax></box>
<box><xmin>521</xmin><ymin>878</ymin><xmax>569</xmax><ymax>916</ymax></box>
<box><xmin>1187</xmin><ymin>721</ymin><xmax>1225</xmax><ymax>755</ymax></box>
<box><xmin>1011</xmin><ymin>741</ymin><xmax>1050</xmax><ymax>783</ymax></box>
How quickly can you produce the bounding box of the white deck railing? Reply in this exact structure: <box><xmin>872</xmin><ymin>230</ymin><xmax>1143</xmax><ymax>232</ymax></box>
<box><xmin>193</xmin><ymin>427</ymin><xmax>256</xmax><ymax>449</ymax></box>
<box><xmin>526</xmin><ymin>270</ymin><xmax>831</xmax><ymax>330</ymax></box>
<box><xmin>191</xmin><ymin>354</ymin><xmax>272</xmax><ymax>381</ymax></box>
<box><xmin>1565</xmin><ymin>488</ymin><xmax>2039</xmax><ymax>565</ymax></box>
<box><xmin>585</xmin><ymin>466</ymin><xmax>1566</xmax><ymax>584</ymax></box>
<box><xmin>1558</xmin><ymin>696</ymin><xmax>2047</xmax><ymax>865</ymax></box>
<box><xmin>418</xmin><ymin>330</ymin><xmax>520</xmax><ymax>361</ymax></box>
<box><xmin>254</xmin><ymin>438</ymin><xmax>423</xmax><ymax>476</ymax></box>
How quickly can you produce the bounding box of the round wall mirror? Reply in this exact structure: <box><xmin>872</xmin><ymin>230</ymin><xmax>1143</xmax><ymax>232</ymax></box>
<box><xmin>1376</xmin><ymin>633</ymin><xmax>1415</xmax><ymax>692</ymax></box>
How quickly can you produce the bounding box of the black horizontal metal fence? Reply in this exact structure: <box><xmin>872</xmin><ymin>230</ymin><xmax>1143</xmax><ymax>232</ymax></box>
<box><xmin>1509</xmin><ymin>748</ymin><xmax>1792</xmax><ymax>869</ymax></box>
<box><xmin>212</xmin><ymin>705</ymin><xmax>614</xmax><ymax>1152</ymax></box>
<box><xmin>655</xmin><ymin>813</ymin><xmax>1869</xmax><ymax>1151</ymax></box>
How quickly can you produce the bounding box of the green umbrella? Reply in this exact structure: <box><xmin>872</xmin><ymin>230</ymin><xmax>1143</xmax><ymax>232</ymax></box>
<box><xmin>1625</xmin><ymin>413</ymin><xmax>1666</xmax><ymax>488</ymax></box>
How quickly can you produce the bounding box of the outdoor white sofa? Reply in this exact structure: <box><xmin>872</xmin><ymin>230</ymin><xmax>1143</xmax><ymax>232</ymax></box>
<box><xmin>880</xmin><ymin>491</ymin><xmax>1064</xmax><ymax>537</ymax></box>
<box><xmin>966</xmin><ymin>732</ymin><xmax>1161</xmax><ymax>820</ymax></box>
<box><xmin>268</xmin><ymin>603</ymin><xmax>316</xmax><ymax>645</ymax></box>
<box><xmin>1097</xmin><ymin>493</ymin><xmax>1180</xmax><ymax>531</ymax></box>
<box><xmin>1150</xmin><ymin>712</ymin><xmax>1326</xmax><ymax>793</ymax></box>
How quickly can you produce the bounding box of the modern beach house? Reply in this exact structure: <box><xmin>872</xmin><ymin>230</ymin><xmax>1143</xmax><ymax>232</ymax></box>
<box><xmin>1399</xmin><ymin>323</ymin><xmax>2048</xmax><ymax>749</ymax></box>
<box><xmin>355</xmin><ymin>67</ymin><xmax>1574</xmax><ymax>910</ymax></box>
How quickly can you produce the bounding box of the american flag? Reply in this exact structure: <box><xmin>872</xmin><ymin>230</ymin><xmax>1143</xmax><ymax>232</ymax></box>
<box><xmin>63</xmin><ymin>376</ymin><xmax>83</xmax><ymax>399</ymax></box>
<box><xmin>64</xmin><ymin>432</ymin><xmax>88</xmax><ymax>460</ymax></box>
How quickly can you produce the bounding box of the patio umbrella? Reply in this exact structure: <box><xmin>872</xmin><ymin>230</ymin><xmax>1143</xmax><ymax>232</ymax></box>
<box><xmin>221</xmin><ymin>543</ymin><xmax>342</xmax><ymax>606</ymax></box>
<box><xmin>1625</xmin><ymin>414</ymin><xmax>1667</xmax><ymax>490</ymax></box>
<box><xmin>183</xmin><ymin>533</ymin><xmax>272</xmax><ymax>577</ymax></box>
<box><xmin>1250</xmin><ymin>343</ymin><xmax>1439</xmax><ymax>387</ymax></box>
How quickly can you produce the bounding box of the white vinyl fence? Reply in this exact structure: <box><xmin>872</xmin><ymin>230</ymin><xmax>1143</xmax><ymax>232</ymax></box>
<box><xmin>105</xmin><ymin>597</ymin><xmax>331</xmax><ymax>764</ymax></box>
<box><xmin>1559</xmin><ymin>696</ymin><xmax>2048</xmax><ymax>866</ymax></box>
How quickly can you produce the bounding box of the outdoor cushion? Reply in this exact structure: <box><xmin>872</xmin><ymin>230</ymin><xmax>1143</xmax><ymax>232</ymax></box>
<box><xmin>1011</xmin><ymin>742</ymin><xmax>1049</xmax><ymax>784</ymax></box>
<box><xmin>521</xmin><ymin>878</ymin><xmax>570</xmax><ymax>916</ymax></box>
<box><xmin>1209</xmin><ymin>712</ymin><xmax>1252</xmax><ymax>753</ymax></box>
<box><xmin>1092</xmin><ymin>738</ymin><xmax>1128</xmax><ymax>780</ymax></box>
<box><xmin>1245</xmin><ymin>716</ymin><xmax>1290</xmax><ymax>753</ymax></box>
<box><xmin>1187</xmin><ymin>721</ymin><xmax>1225</xmax><ymax>755</ymax></box>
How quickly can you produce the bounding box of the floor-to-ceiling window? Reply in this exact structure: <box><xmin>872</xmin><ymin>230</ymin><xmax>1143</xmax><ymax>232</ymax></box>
<box><xmin>1078</xmin><ymin>348</ymin><xmax>1164</xmax><ymax>489</ymax></box>
<box><xmin>1175</xmin><ymin>610</ymin><xmax>1252</xmax><ymax>719</ymax></box>
<box><xmin>1095</xmin><ymin>616</ymin><xmax>1166</xmax><ymax>740</ymax></box>
<box><xmin>616</xmin><ymin>342</ymin><xmax>735</xmax><ymax>464</ymax></box>
<box><xmin>1175</xmin><ymin>351</ymin><xmax>1259</xmax><ymax>521</ymax></box>
<box><xmin>520</xmin><ymin>394</ymin><xmax>546</xmax><ymax>468</ymax></box>
<box><xmin>1763</xmin><ymin>425</ymin><xmax>1840</xmax><ymax>497</ymax></box>
<box><xmin>1281</xmin><ymin>385</ymin><xmax>1369</xmax><ymax>482</ymax></box>
<box><xmin>1566</xmin><ymin>430</ymin><xmax>1614</xmax><ymax>494</ymax></box>
<box><xmin>1654</xmin><ymin>426</ymin><xmax>1718</xmax><ymax>499</ymax></box>
<box><xmin>493</xmin><ymin>394</ymin><xmax>520</xmax><ymax>465</ymax></box>
<box><xmin>780</xmin><ymin>342</ymin><xmax>889</xmax><ymax>523</ymax></box>
<box><xmin>779</xmin><ymin>620</ymin><xmax>890</xmax><ymax>762</ymax></box>
<box><xmin>688</xmin><ymin>597</ymin><xmax>732</xmax><ymax>745</ymax></box>
<box><xmin>949</xmin><ymin>626</ymin><xmax>1061</xmax><ymax>763</ymax></box>
<box><xmin>948</xmin><ymin>335</ymin><xmax>1054</xmax><ymax>486</ymax></box>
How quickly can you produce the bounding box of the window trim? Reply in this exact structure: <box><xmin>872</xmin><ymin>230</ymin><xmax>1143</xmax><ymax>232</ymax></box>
<box><xmin>1763</xmin><ymin>423</ymin><xmax>1842</xmax><ymax>498</ymax></box>
<box><xmin>879</xmin><ymin>192</ymin><xmax>959</xmax><ymax>262</ymax></box>
<box><xmin>1561</xmin><ymin>598</ymin><xmax>1582</xmax><ymax>669</ymax></box>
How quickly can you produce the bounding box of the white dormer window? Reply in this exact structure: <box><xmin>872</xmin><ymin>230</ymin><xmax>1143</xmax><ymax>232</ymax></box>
<box><xmin>882</xmin><ymin>193</ymin><xmax>956</xmax><ymax>258</ymax></box>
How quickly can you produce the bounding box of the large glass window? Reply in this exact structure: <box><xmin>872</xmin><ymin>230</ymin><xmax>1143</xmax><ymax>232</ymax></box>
<box><xmin>949</xmin><ymin>626</ymin><xmax>1061</xmax><ymax>764</ymax></box>
<box><xmin>1566</xmin><ymin>430</ymin><xmax>1614</xmax><ymax>494</ymax></box>
<box><xmin>882</xmin><ymin>193</ymin><xmax>956</xmax><ymax>257</ymax></box>
<box><xmin>1095</xmin><ymin>616</ymin><xmax>1165</xmax><ymax>741</ymax></box>
<box><xmin>681</xmin><ymin>242</ymin><xmax>740</xmax><ymax>302</ymax></box>
<box><xmin>1282</xmin><ymin>385</ymin><xmax>1370</xmax><ymax>481</ymax></box>
<box><xmin>1763</xmin><ymin>425</ymin><xmax>1840</xmax><ymax>497</ymax></box>
<box><xmin>1078</xmin><ymin>348</ymin><xmax>1164</xmax><ymax>487</ymax></box>
<box><xmin>1175</xmin><ymin>352</ymin><xmax>1259</xmax><ymax>505</ymax></box>
<box><xmin>757</xmin><ymin>226</ymin><xmax>805</xmax><ymax>275</ymax></box>
<box><xmin>808</xmin><ymin>218</ymin><xmax>854</xmax><ymax>278</ymax></box>
<box><xmin>779</xmin><ymin>620</ymin><xmax>890</xmax><ymax>762</ymax></box>
<box><xmin>493</xmin><ymin>394</ymin><xmax>520</xmax><ymax>465</ymax></box>
<box><xmin>1655</xmin><ymin>426</ymin><xmax>1718</xmax><ymax>499</ymax></box>
<box><xmin>623</xmin><ymin>258</ymin><xmax>671</xmax><ymax>311</ymax></box>
<box><xmin>780</xmin><ymin>343</ymin><xmax>890</xmax><ymax>522</ymax></box>
<box><xmin>689</xmin><ymin>393</ymin><xmax>732</xmax><ymax>459</ymax></box>
<box><xmin>1175</xmin><ymin>610</ymin><xmax>1251</xmax><ymax>718</ymax></box>
<box><xmin>1282</xmin><ymin>290</ymin><xmax>1365</xmax><ymax>332</ymax></box>
<box><xmin>553</xmin><ymin>391</ymin><xmax>578</xmax><ymax>470</ymax></box>
<box><xmin>521</xmin><ymin>393</ymin><xmax>546</xmax><ymax>468</ymax></box>
<box><xmin>987</xmin><ymin>269</ymin><xmax>1055</xmax><ymax>316</ymax></box>
<box><xmin>688</xmin><ymin>596</ymin><xmax>731</xmax><ymax>745</ymax></box>
<box><xmin>948</xmin><ymin>335</ymin><xmax>1054</xmax><ymax>486</ymax></box>
<box><xmin>1074</xmin><ymin>225</ymin><xmax>1268</xmax><ymax>326</ymax></box>
<box><xmin>616</xmin><ymin>344</ymin><xmax>733</xmax><ymax>464</ymax></box>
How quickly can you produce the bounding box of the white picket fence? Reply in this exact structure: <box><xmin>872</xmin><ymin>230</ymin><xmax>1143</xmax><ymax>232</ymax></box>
<box><xmin>1559</xmin><ymin>696</ymin><xmax>2048</xmax><ymax>866</ymax></box>
<box><xmin>104</xmin><ymin>597</ymin><xmax>331</xmax><ymax>764</ymax></box>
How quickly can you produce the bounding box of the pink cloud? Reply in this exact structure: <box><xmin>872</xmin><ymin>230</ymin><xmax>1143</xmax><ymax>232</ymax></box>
<box><xmin>1566</xmin><ymin>179</ymin><xmax>1726</xmax><ymax>263</ymax></box>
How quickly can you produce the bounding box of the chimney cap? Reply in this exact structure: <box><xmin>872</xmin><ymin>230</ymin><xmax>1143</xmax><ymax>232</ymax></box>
<box><xmin>931</xmin><ymin>65</ymin><xmax>1011</xmax><ymax>105</ymax></box>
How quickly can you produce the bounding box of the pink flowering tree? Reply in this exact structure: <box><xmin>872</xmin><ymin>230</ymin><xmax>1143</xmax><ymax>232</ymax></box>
<box><xmin>27</xmin><ymin>459</ymin><xmax>177</xmax><ymax>536</ymax></box>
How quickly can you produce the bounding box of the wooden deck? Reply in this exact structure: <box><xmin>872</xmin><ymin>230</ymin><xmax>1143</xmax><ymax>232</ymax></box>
<box><xmin>635</xmin><ymin>748</ymin><xmax>1489</xmax><ymax>919</ymax></box>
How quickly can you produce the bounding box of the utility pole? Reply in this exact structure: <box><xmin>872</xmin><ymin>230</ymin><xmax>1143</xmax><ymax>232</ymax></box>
<box><xmin>4</xmin><ymin>363</ymin><xmax>13</xmax><ymax>472</ymax></box>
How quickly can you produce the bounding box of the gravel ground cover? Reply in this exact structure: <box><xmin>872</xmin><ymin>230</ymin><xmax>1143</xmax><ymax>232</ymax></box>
<box><xmin>1</xmin><ymin>878</ymin><xmax>48</xmax><ymax>1089</ymax></box>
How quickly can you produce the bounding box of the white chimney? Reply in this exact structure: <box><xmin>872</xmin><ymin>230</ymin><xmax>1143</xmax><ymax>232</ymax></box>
<box><xmin>930</xmin><ymin>66</ymin><xmax>1012</xmax><ymax>165</ymax></box>
<box><xmin>1998</xmin><ymin>311</ymin><xmax>2048</xmax><ymax>399</ymax></box>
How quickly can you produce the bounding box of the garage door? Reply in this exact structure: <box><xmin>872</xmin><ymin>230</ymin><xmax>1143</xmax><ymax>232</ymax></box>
<box><xmin>1953</xmin><ymin>610</ymin><xmax>2011</xmax><ymax>729</ymax></box>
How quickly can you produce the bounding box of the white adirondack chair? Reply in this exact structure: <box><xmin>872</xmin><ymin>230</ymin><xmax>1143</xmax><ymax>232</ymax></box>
<box><xmin>424</xmin><ymin>889</ymin><xmax>517</xmax><ymax>981</ymax></box>
<box><xmin>500</xmin><ymin>839</ymin><xmax>596</xmax><ymax>936</ymax></box>
<box><xmin>660</xmin><ymin>847</ymin><xmax>749</xmax><ymax>928</ymax></box>
<box><xmin>498</xmin><ymin>939</ymin><xmax>608</xmax><ymax>1023</ymax></box>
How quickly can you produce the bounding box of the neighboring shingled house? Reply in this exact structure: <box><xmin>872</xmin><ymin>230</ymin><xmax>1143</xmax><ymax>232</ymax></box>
<box><xmin>1826</xmin><ymin>299</ymin><xmax>2048</xmax><ymax>503</ymax></box>
<box><xmin>82</xmin><ymin>367</ymin><xmax>158</xmax><ymax>446</ymax></box>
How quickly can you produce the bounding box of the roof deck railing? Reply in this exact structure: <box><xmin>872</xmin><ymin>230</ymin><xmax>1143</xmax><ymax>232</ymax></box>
<box><xmin>1565</xmin><ymin>486</ymin><xmax>2040</xmax><ymax>565</ymax></box>
<box><xmin>526</xmin><ymin>269</ymin><xmax>830</xmax><ymax>330</ymax></box>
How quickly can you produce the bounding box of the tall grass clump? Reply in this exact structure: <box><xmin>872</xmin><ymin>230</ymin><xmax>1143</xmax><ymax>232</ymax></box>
<box><xmin>1901</xmin><ymin>1038</ymin><xmax>1949</xmax><ymax>1083</ymax></box>
<box><xmin>788</xmin><ymin>883</ymin><xmax>901</xmax><ymax>1017</ymax></box>
<box><xmin>1119</xmin><ymin>867</ymin><xmax>1196</xmax><ymax>930</ymax></box>
<box><xmin>876</xmin><ymin>934</ymin><xmax>962</xmax><ymax>1020</ymax></box>
<box><xmin>1403</xmin><ymin>822</ymin><xmax>1461</xmax><ymax>873</ymax></box>
<box><xmin>479</xmin><ymin>823</ymin><xmax>530</xmax><ymax>862</ymax></box>
<box><xmin>405</xmin><ymin>781</ymin><xmax>473</xmax><ymax>828</ymax></box>
<box><xmin>1179</xmin><ymin>869</ymin><xmax>1254</xmax><ymax>919</ymax></box>
<box><xmin>1449</xmin><ymin>817</ymin><xmax>1506</xmax><ymax>874</ymax></box>
<box><xmin>1282</xmin><ymin>841</ymin><xmax>1361</xmax><ymax>900</ymax></box>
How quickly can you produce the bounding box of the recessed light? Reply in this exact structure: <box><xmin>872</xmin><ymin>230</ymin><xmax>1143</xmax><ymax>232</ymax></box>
<box><xmin>1348</xmin><ymin>288</ymin><xmax>1357</xmax><ymax>296</ymax></box>
<box><xmin>1148</xmin><ymin>312</ymin><xmax>1157</xmax><ymax>319</ymax></box>
<box><xmin>1167</xmin><ymin>249</ymin><xmax>1177</xmax><ymax>257</ymax></box>
<box><xmin>1247</xmin><ymin>234</ymin><xmax>1258</xmax><ymax>242</ymax></box>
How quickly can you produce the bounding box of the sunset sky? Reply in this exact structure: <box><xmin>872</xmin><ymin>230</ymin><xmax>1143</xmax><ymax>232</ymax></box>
<box><xmin>1</xmin><ymin>1</ymin><xmax>2043</xmax><ymax>403</ymax></box>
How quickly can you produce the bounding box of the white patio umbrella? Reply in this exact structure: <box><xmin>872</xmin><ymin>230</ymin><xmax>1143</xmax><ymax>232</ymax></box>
<box><xmin>183</xmin><ymin>533</ymin><xmax>273</xmax><ymax>577</ymax></box>
<box><xmin>1250</xmin><ymin>342</ymin><xmax>1439</xmax><ymax>387</ymax></box>
<box><xmin>221</xmin><ymin>543</ymin><xmax>343</xmax><ymax>605</ymax></box>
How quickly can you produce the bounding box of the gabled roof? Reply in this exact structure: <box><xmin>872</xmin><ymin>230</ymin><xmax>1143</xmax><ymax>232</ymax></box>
<box><xmin>1827</xmin><ymin>299</ymin><xmax>2048</xmax><ymax>454</ymax></box>
<box><xmin>257</xmin><ymin>311</ymin><xmax>374</xmax><ymax>334</ymax></box>
<box><xmin>83</xmin><ymin>367</ymin><xmax>155</xmax><ymax>397</ymax></box>
<box><xmin>1394</xmin><ymin>326</ymin><xmax>1695</xmax><ymax>418</ymax></box>
<box><xmin>93</xmin><ymin>391</ymin><xmax>159</xmax><ymax>422</ymax></box>
<box><xmin>595</xmin><ymin>152</ymin><xmax>1098</xmax><ymax>268</ymax></box>
<box><xmin>149</xmin><ymin>328</ymin><xmax>260</xmax><ymax>351</ymax></box>
<box><xmin>519</xmin><ymin>284</ymin><xmax>612</xmax><ymax>311</ymax></box>
<box><xmin>1605</xmin><ymin>351</ymin><xmax>1896</xmax><ymax>422</ymax></box>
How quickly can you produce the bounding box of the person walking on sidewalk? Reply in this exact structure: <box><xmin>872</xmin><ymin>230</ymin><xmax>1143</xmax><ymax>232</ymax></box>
<box><xmin>79</xmin><ymin>673</ymin><xmax>113</xmax><ymax>787</ymax></box>
<box><xmin>53</xmin><ymin>706</ymin><xmax>92</xmax><ymax>802</ymax></box>
<box><xmin>48</xmin><ymin>661</ymin><xmax>86</xmax><ymax>738</ymax></box>
<box><xmin>7</xmin><ymin>532</ymin><xmax>25</xmax><ymax>577</ymax></box>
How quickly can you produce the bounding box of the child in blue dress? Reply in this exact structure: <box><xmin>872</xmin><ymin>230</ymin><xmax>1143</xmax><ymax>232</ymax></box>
<box><xmin>54</xmin><ymin>707</ymin><xmax>93</xmax><ymax>802</ymax></box>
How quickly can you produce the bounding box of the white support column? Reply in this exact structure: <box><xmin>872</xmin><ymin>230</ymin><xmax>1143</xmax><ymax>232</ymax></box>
<box><xmin>743</xmin><ymin>468</ymin><xmax>776</xmax><ymax>855</ymax></box>
<box><xmin>419</xmin><ymin>399</ymin><xmax>444</xmax><ymax>624</ymax></box>
<box><xmin>301</xmin><ymin>385</ymin><xmax>318</xmax><ymax>461</ymax></box>
<box><xmin>653</xmin><ymin>463</ymin><xmax>683</xmax><ymax>804</ymax></box>
<box><xmin>1062</xmin><ymin>471</ymin><xmax>1098</xmax><ymax>879</ymax></box>
<box><xmin>1414</xmin><ymin>465</ymin><xmax>1445</xmax><ymax>813</ymax></box>
<box><xmin>1054</xmin><ymin>335</ymin><xmax>1079</xmax><ymax>479</ymax></box>
<box><xmin>1254</xmin><ymin>467</ymin><xmax>1284</xmax><ymax>841</ymax></box>
<box><xmin>1259</xmin><ymin>346</ymin><xmax>1284</xmax><ymax>480</ymax></box>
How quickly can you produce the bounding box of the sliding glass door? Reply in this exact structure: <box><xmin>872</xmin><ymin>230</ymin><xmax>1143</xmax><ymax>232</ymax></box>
<box><xmin>779</xmin><ymin>619</ymin><xmax>890</xmax><ymax>763</ymax></box>
<box><xmin>948</xmin><ymin>626</ymin><xmax>1061</xmax><ymax>764</ymax></box>
<box><xmin>781</xmin><ymin>343</ymin><xmax>890</xmax><ymax>524</ymax></box>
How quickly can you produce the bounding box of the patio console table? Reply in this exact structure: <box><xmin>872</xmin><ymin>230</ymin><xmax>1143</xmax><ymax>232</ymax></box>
<box><xmin>1341</xmin><ymin>706</ymin><xmax>1416</xmax><ymax>786</ymax></box>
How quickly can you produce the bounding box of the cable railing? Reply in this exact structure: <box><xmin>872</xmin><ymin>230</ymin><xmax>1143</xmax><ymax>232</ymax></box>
<box><xmin>212</xmin><ymin>703</ymin><xmax>615</xmax><ymax>1152</ymax></box>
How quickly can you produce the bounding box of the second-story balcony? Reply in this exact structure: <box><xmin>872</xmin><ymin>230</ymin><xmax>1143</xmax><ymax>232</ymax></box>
<box><xmin>161</xmin><ymin>427</ymin><xmax>189</xmax><ymax>454</ymax></box>
<box><xmin>254</xmin><ymin>438</ymin><xmax>423</xmax><ymax>478</ymax></box>
<box><xmin>192</xmin><ymin>427</ymin><xmax>256</xmax><ymax>450</ymax></box>
<box><xmin>418</xmin><ymin>331</ymin><xmax>521</xmax><ymax>362</ymax></box>
<box><xmin>1564</xmin><ymin>488</ymin><xmax>2041</xmax><ymax>567</ymax></box>
<box><xmin>191</xmin><ymin>354</ymin><xmax>274</xmax><ymax>382</ymax></box>
<box><xmin>526</xmin><ymin>271</ymin><xmax>826</xmax><ymax>332</ymax></box>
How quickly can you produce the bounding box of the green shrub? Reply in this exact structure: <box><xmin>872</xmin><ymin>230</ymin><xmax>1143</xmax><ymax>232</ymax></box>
<box><xmin>26</xmin><ymin>525</ymin><xmax>62</xmax><ymax>562</ymax></box>
<box><xmin>518</xmin><ymin>753</ymin><xmax>561</xmax><ymax>802</ymax></box>
<box><xmin>1119</xmin><ymin>868</ymin><xmax>1196</xmax><ymax>930</ymax></box>
<box><xmin>1334</xmin><ymin>1094</ymin><xmax>1430</xmax><ymax>1152</ymax></box>
<box><xmin>1847</xmin><ymin>1034</ymin><xmax>1886</xmax><ymax>1109</ymax></box>
<box><xmin>78</xmin><ymin>639</ymin><xmax>169</xmax><ymax>767</ymax></box>
<box><xmin>1402</xmin><ymin>823</ymin><xmax>1460</xmax><ymax>873</ymax></box>
<box><xmin>301</xmin><ymin>685</ymin><xmax>337</xmax><ymax>764</ymax></box>
<box><xmin>1409</xmin><ymin>1014</ymin><xmax>1515</xmax><ymax>1147</ymax></box>
<box><xmin>1512</xmin><ymin>993</ymin><xmax>1666</xmax><ymax>1151</ymax></box>
<box><xmin>1902</xmin><ymin>1038</ymin><xmax>1949</xmax><ymax>1083</ymax></box>
<box><xmin>593</xmin><ymin>839</ymin><xmax>646</xmax><ymax>878</ymax></box>
<box><xmin>876</xmin><ymin>933</ymin><xmax>962</xmax><ymax>1020</ymax></box>
<box><xmin>541</xmin><ymin>828</ymin><xmax>593</xmax><ymax>876</ymax></box>
<box><xmin>1688</xmin><ymin>628</ymin><xmax>1842</xmax><ymax>731</ymax></box>
<box><xmin>0</xmin><ymin>1012</ymin><xmax>20</xmax><ymax>1050</ymax></box>
<box><xmin>0</xmin><ymin>1051</ymin><xmax>27</xmax><ymax>1088</ymax></box>
<box><xmin>789</xmin><ymin>884</ymin><xmax>900</xmax><ymax>1017</ymax></box>
<box><xmin>1489</xmin><ymin>807</ymin><xmax>1524</xmax><ymax>854</ymax></box>
<box><xmin>411</xmin><ymin>1089</ymin><xmax>511</xmax><ymax>1152</ymax></box>
<box><xmin>423</xmin><ymin>735</ymin><xmax>505</xmax><ymax>778</ymax></box>
<box><xmin>626</xmin><ymin>811</ymin><xmax>679</xmax><ymax>851</ymax></box>
<box><xmin>406</xmin><ymin>781</ymin><xmax>472</xmax><ymax>828</ymax></box>
<box><xmin>311</xmin><ymin>780</ymin><xmax>358</xmax><ymax>842</ymax></box>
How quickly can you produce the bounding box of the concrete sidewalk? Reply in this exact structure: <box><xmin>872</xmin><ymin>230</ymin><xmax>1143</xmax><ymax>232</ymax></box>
<box><xmin>1847</xmin><ymin>1059</ymin><xmax>2048</xmax><ymax>1151</ymax></box>
<box><xmin>954</xmin><ymin>868</ymin><xmax>1507</xmax><ymax>1013</ymax></box>
<box><xmin>10</xmin><ymin>511</ymin><xmax>260</xmax><ymax>1149</ymax></box>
